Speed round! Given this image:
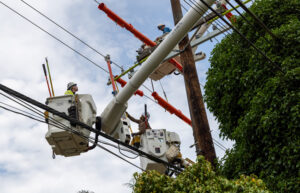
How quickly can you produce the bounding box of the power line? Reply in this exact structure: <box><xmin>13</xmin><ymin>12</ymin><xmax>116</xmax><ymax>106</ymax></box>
<box><xmin>1</xmin><ymin>1</ymin><xmax>228</xmax><ymax>154</ymax></box>
<box><xmin>0</xmin><ymin>1</ymin><xmax>162</xmax><ymax>110</ymax></box>
<box><xmin>223</xmin><ymin>0</ymin><xmax>271</xmax><ymax>44</ymax></box>
<box><xmin>20</xmin><ymin>0</ymin><xmax>123</xmax><ymax>70</ymax></box>
<box><xmin>0</xmin><ymin>91</ymin><xmax>144</xmax><ymax>170</ymax></box>
<box><xmin>0</xmin><ymin>1</ymin><xmax>109</xmax><ymax>73</ymax></box>
<box><xmin>233</xmin><ymin>0</ymin><xmax>278</xmax><ymax>40</ymax></box>
<box><xmin>92</xmin><ymin>0</ymin><xmax>100</xmax><ymax>5</ymax></box>
<box><xmin>0</xmin><ymin>101</ymin><xmax>44</xmax><ymax>121</ymax></box>
<box><xmin>0</xmin><ymin>101</ymin><xmax>144</xmax><ymax>171</ymax></box>
<box><xmin>192</xmin><ymin>0</ymin><xmax>284</xmax><ymax>74</ymax></box>
<box><xmin>19</xmin><ymin>0</ymin><xmax>162</xmax><ymax>96</ymax></box>
<box><xmin>0</xmin><ymin>84</ymin><xmax>183</xmax><ymax>173</ymax></box>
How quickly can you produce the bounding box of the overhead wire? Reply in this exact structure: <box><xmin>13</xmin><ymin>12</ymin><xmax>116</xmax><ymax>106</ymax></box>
<box><xmin>233</xmin><ymin>0</ymin><xmax>278</xmax><ymax>40</ymax></box>
<box><xmin>21</xmin><ymin>0</ymin><xmax>173</xmax><ymax>99</ymax></box>
<box><xmin>183</xmin><ymin>0</ymin><xmax>231</xmax><ymax>37</ymax></box>
<box><xmin>0</xmin><ymin>93</ymin><xmax>144</xmax><ymax>171</ymax></box>
<box><xmin>0</xmin><ymin>84</ymin><xmax>183</xmax><ymax>173</ymax></box>
<box><xmin>20</xmin><ymin>0</ymin><xmax>123</xmax><ymax>70</ymax></box>
<box><xmin>170</xmin><ymin>0</ymin><xmax>233</xmax><ymax>152</ymax></box>
<box><xmin>0</xmin><ymin>1</ymin><xmax>161</xmax><ymax>111</ymax></box>
<box><xmin>0</xmin><ymin>1</ymin><xmax>109</xmax><ymax>73</ymax></box>
<box><xmin>1</xmin><ymin>1</ymin><xmax>229</xmax><ymax>157</ymax></box>
<box><xmin>193</xmin><ymin>0</ymin><xmax>284</xmax><ymax>74</ymax></box>
<box><xmin>0</xmin><ymin>101</ymin><xmax>45</xmax><ymax>121</ymax></box>
<box><xmin>223</xmin><ymin>0</ymin><xmax>271</xmax><ymax>44</ymax></box>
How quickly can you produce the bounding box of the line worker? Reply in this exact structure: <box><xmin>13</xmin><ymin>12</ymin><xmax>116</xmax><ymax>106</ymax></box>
<box><xmin>65</xmin><ymin>82</ymin><xmax>78</xmax><ymax>95</ymax></box>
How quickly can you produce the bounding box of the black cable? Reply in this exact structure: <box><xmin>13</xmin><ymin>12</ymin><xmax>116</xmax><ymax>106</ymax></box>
<box><xmin>118</xmin><ymin>143</ymin><xmax>139</xmax><ymax>159</ymax></box>
<box><xmin>20</xmin><ymin>0</ymin><xmax>123</xmax><ymax>70</ymax></box>
<box><xmin>0</xmin><ymin>92</ymin><xmax>83</xmax><ymax>134</ymax></box>
<box><xmin>97</xmin><ymin>143</ymin><xmax>144</xmax><ymax>171</ymax></box>
<box><xmin>213</xmin><ymin>139</ymin><xmax>227</xmax><ymax>151</ymax></box>
<box><xmin>233</xmin><ymin>0</ymin><xmax>278</xmax><ymax>40</ymax></box>
<box><xmin>195</xmin><ymin>0</ymin><xmax>284</xmax><ymax>74</ymax></box>
<box><xmin>99</xmin><ymin>140</ymin><xmax>139</xmax><ymax>155</ymax></box>
<box><xmin>0</xmin><ymin>101</ymin><xmax>44</xmax><ymax>121</ymax></box>
<box><xmin>0</xmin><ymin>1</ymin><xmax>162</xmax><ymax>109</ymax></box>
<box><xmin>0</xmin><ymin>92</ymin><xmax>70</xmax><ymax>131</ymax></box>
<box><xmin>159</xmin><ymin>80</ymin><xmax>168</xmax><ymax>102</ymax></box>
<box><xmin>0</xmin><ymin>105</ymin><xmax>47</xmax><ymax>123</ymax></box>
<box><xmin>0</xmin><ymin>1</ymin><xmax>109</xmax><ymax>73</ymax></box>
<box><xmin>92</xmin><ymin>0</ymin><xmax>100</xmax><ymax>5</ymax></box>
<box><xmin>0</xmin><ymin>94</ymin><xmax>143</xmax><ymax>169</ymax></box>
<box><xmin>181</xmin><ymin>3</ymin><xmax>188</xmax><ymax>12</ymax></box>
<box><xmin>0</xmin><ymin>84</ymin><xmax>183</xmax><ymax>173</ymax></box>
<box><xmin>185</xmin><ymin>0</ymin><xmax>231</xmax><ymax>37</ymax></box>
<box><xmin>223</xmin><ymin>0</ymin><xmax>271</xmax><ymax>44</ymax></box>
<box><xmin>0</xmin><ymin>103</ymin><xmax>144</xmax><ymax>171</ymax></box>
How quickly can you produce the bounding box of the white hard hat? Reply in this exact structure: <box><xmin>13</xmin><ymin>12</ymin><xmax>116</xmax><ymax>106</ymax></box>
<box><xmin>67</xmin><ymin>82</ymin><xmax>77</xmax><ymax>90</ymax></box>
<box><xmin>157</xmin><ymin>24</ymin><xmax>165</xmax><ymax>28</ymax></box>
<box><xmin>142</xmin><ymin>112</ymin><xmax>150</xmax><ymax>119</ymax></box>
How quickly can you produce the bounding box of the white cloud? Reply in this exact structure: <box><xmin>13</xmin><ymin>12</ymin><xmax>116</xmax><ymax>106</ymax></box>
<box><xmin>0</xmin><ymin>0</ymin><xmax>234</xmax><ymax>192</ymax></box>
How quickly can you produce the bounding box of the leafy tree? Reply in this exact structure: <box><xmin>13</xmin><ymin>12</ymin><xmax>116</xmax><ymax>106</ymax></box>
<box><xmin>133</xmin><ymin>156</ymin><xmax>270</xmax><ymax>193</ymax></box>
<box><xmin>204</xmin><ymin>0</ymin><xmax>300</xmax><ymax>192</ymax></box>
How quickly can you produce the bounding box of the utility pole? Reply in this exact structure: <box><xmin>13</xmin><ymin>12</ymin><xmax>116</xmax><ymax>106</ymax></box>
<box><xmin>170</xmin><ymin>0</ymin><xmax>217</xmax><ymax>165</ymax></box>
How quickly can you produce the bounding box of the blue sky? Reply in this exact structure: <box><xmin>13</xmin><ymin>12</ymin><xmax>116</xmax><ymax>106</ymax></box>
<box><xmin>0</xmin><ymin>0</ymin><xmax>249</xmax><ymax>192</ymax></box>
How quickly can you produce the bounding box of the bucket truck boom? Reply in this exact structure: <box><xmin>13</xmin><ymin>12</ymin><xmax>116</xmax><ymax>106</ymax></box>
<box><xmin>100</xmin><ymin>0</ymin><xmax>215</xmax><ymax>138</ymax></box>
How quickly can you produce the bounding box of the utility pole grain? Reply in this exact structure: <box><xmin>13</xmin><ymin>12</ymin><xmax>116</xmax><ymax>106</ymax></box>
<box><xmin>170</xmin><ymin>0</ymin><xmax>217</xmax><ymax>165</ymax></box>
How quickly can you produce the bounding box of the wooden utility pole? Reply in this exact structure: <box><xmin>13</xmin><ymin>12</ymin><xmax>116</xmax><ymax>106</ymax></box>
<box><xmin>170</xmin><ymin>0</ymin><xmax>217</xmax><ymax>165</ymax></box>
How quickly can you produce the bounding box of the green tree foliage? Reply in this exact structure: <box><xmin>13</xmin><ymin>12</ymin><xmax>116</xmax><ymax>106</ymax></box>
<box><xmin>204</xmin><ymin>0</ymin><xmax>300</xmax><ymax>192</ymax></box>
<box><xmin>133</xmin><ymin>156</ymin><xmax>270</xmax><ymax>193</ymax></box>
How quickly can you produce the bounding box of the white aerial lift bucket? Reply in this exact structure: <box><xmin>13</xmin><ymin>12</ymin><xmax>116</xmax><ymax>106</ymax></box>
<box><xmin>45</xmin><ymin>94</ymin><xmax>97</xmax><ymax>157</ymax></box>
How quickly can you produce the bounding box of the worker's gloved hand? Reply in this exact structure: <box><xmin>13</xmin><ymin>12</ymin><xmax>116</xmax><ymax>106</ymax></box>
<box><xmin>131</xmin><ymin>133</ymin><xmax>136</xmax><ymax>137</ymax></box>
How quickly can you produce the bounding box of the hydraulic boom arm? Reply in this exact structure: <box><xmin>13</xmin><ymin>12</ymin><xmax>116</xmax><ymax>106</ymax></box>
<box><xmin>100</xmin><ymin>0</ymin><xmax>215</xmax><ymax>134</ymax></box>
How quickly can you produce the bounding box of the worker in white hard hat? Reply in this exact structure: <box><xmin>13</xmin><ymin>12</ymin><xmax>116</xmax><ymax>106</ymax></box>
<box><xmin>126</xmin><ymin>111</ymin><xmax>151</xmax><ymax>136</ymax></box>
<box><xmin>157</xmin><ymin>24</ymin><xmax>171</xmax><ymax>34</ymax></box>
<box><xmin>64</xmin><ymin>82</ymin><xmax>78</xmax><ymax>95</ymax></box>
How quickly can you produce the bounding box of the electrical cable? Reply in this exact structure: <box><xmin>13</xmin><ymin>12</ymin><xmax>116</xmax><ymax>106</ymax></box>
<box><xmin>118</xmin><ymin>143</ymin><xmax>139</xmax><ymax>159</ymax></box>
<box><xmin>0</xmin><ymin>105</ymin><xmax>47</xmax><ymax>123</ymax></box>
<box><xmin>223</xmin><ymin>0</ymin><xmax>271</xmax><ymax>44</ymax></box>
<box><xmin>20</xmin><ymin>0</ymin><xmax>167</xmax><ymax>96</ymax></box>
<box><xmin>194</xmin><ymin>0</ymin><xmax>284</xmax><ymax>74</ymax></box>
<box><xmin>213</xmin><ymin>139</ymin><xmax>227</xmax><ymax>151</ymax></box>
<box><xmin>184</xmin><ymin>0</ymin><xmax>231</xmax><ymax>37</ymax></box>
<box><xmin>181</xmin><ymin>3</ymin><xmax>188</xmax><ymax>12</ymax></box>
<box><xmin>93</xmin><ymin>0</ymin><xmax>100</xmax><ymax>5</ymax></box>
<box><xmin>97</xmin><ymin>143</ymin><xmax>144</xmax><ymax>171</ymax></box>
<box><xmin>0</xmin><ymin>84</ymin><xmax>183</xmax><ymax>173</ymax></box>
<box><xmin>0</xmin><ymin>103</ymin><xmax>144</xmax><ymax>171</ymax></box>
<box><xmin>0</xmin><ymin>92</ymin><xmax>81</xmax><ymax>134</ymax></box>
<box><xmin>0</xmin><ymin>1</ymin><xmax>164</xmax><ymax>112</ymax></box>
<box><xmin>187</xmin><ymin>0</ymin><xmax>282</xmax><ymax>76</ymax></box>
<box><xmin>159</xmin><ymin>80</ymin><xmax>168</xmax><ymax>102</ymax></box>
<box><xmin>233</xmin><ymin>0</ymin><xmax>278</xmax><ymax>40</ymax></box>
<box><xmin>99</xmin><ymin>140</ymin><xmax>139</xmax><ymax>155</ymax></box>
<box><xmin>0</xmin><ymin>101</ymin><xmax>45</xmax><ymax>121</ymax></box>
<box><xmin>20</xmin><ymin>0</ymin><xmax>123</xmax><ymax>70</ymax></box>
<box><xmin>0</xmin><ymin>1</ymin><xmax>109</xmax><ymax>73</ymax></box>
<box><xmin>1</xmin><ymin>2</ymin><xmax>228</xmax><ymax>156</ymax></box>
<box><xmin>18</xmin><ymin>0</ymin><xmax>201</xmax><ymax>113</ymax></box>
